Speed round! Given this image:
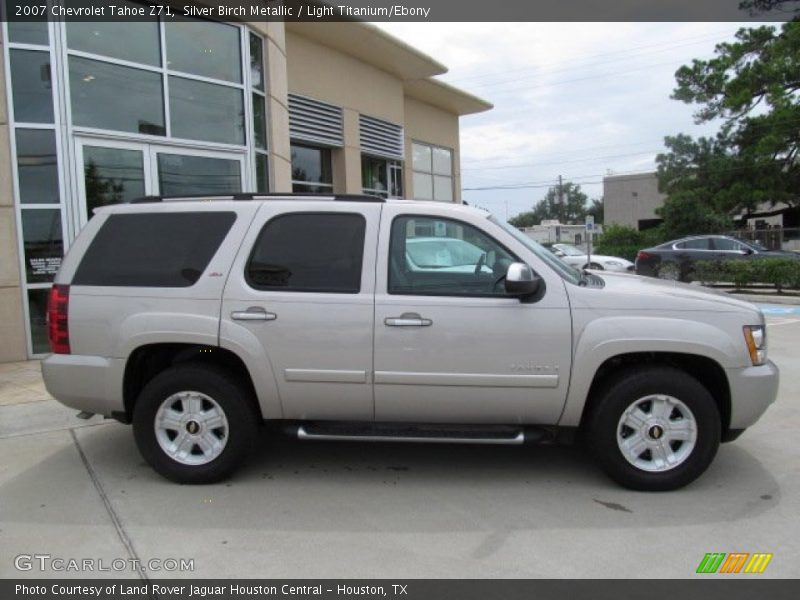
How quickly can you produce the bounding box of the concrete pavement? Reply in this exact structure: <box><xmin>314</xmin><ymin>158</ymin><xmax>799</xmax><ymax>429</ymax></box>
<box><xmin>1</xmin><ymin>312</ymin><xmax>798</xmax><ymax>579</ymax></box>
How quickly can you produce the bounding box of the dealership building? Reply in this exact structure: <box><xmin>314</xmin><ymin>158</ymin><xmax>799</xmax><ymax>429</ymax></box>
<box><xmin>0</xmin><ymin>11</ymin><xmax>491</xmax><ymax>361</ymax></box>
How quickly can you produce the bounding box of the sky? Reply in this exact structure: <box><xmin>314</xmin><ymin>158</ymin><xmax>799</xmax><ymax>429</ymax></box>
<box><xmin>374</xmin><ymin>22</ymin><xmax>768</xmax><ymax>221</ymax></box>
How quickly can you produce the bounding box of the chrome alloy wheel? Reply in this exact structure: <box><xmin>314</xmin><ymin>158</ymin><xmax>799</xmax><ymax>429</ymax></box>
<box><xmin>154</xmin><ymin>391</ymin><xmax>229</xmax><ymax>466</ymax></box>
<box><xmin>616</xmin><ymin>394</ymin><xmax>698</xmax><ymax>472</ymax></box>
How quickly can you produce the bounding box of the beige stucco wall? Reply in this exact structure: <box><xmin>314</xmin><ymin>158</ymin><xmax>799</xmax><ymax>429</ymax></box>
<box><xmin>0</xmin><ymin>30</ymin><xmax>28</xmax><ymax>362</ymax></box>
<box><xmin>403</xmin><ymin>96</ymin><xmax>461</xmax><ymax>202</ymax></box>
<box><xmin>604</xmin><ymin>172</ymin><xmax>666</xmax><ymax>229</ymax></box>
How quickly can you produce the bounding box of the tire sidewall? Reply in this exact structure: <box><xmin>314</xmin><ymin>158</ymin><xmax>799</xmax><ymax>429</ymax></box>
<box><xmin>587</xmin><ymin>367</ymin><xmax>721</xmax><ymax>491</ymax></box>
<box><xmin>133</xmin><ymin>364</ymin><xmax>257</xmax><ymax>484</ymax></box>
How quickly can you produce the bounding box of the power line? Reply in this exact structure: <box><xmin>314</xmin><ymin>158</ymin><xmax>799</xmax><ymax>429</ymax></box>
<box><xmin>448</xmin><ymin>29</ymin><xmax>739</xmax><ymax>86</ymax></box>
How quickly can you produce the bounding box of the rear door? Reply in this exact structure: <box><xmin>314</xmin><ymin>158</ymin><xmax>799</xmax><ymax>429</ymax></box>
<box><xmin>221</xmin><ymin>201</ymin><xmax>381</xmax><ymax>421</ymax></box>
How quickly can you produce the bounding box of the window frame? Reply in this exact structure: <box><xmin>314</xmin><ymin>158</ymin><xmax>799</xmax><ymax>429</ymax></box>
<box><xmin>290</xmin><ymin>143</ymin><xmax>334</xmax><ymax>193</ymax></box>
<box><xmin>245</xmin><ymin>212</ymin><xmax>368</xmax><ymax>295</ymax></box>
<box><xmin>387</xmin><ymin>214</ymin><xmax>520</xmax><ymax>299</ymax></box>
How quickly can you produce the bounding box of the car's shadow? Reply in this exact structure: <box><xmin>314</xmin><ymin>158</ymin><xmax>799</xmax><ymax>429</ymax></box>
<box><xmin>0</xmin><ymin>422</ymin><xmax>781</xmax><ymax>536</ymax></box>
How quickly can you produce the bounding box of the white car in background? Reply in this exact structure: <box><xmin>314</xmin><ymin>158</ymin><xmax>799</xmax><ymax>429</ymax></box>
<box><xmin>551</xmin><ymin>243</ymin><xmax>634</xmax><ymax>272</ymax></box>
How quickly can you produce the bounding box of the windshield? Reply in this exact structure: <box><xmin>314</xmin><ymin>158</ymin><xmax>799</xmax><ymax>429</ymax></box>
<box><xmin>737</xmin><ymin>237</ymin><xmax>767</xmax><ymax>252</ymax></box>
<box><xmin>490</xmin><ymin>216</ymin><xmax>583</xmax><ymax>285</ymax></box>
<box><xmin>555</xmin><ymin>244</ymin><xmax>585</xmax><ymax>257</ymax></box>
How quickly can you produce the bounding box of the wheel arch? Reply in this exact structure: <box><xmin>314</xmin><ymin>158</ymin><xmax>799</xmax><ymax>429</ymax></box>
<box><xmin>121</xmin><ymin>343</ymin><xmax>264</xmax><ymax>424</ymax></box>
<box><xmin>573</xmin><ymin>351</ymin><xmax>732</xmax><ymax>440</ymax></box>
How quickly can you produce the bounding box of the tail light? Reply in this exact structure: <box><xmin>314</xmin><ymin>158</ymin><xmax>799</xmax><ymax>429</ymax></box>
<box><xmin>636</xmin><ymin>251</ymin><xmax>654</xmax><ymax>261</ymax></box>
<box><xmin>47</xmin><ymin>284</ymin><xmax>71</xmax><ymax>354</ymax></box>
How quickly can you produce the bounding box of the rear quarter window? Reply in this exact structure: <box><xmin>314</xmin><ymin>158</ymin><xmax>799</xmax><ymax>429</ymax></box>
<box><xmin>73</xmin><ymin>212</ymin><xmax>236</xmax><ymax>287</ymax></box>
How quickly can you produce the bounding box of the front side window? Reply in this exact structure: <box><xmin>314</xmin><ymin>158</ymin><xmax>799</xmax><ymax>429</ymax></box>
<box><xmin>291</xmin><ymin>145</ymin><xmax>333</xmax><ymax>193</ymax></box>
<box><xmin>712</xmin><ymin>238</ymin><xmax>744</xmax><ymax>251</ymax></box>
<box><xmin>247</xmin><ymin>213</ymin><xmax>365</xmax><ymax>293</ymax></box>
<box><xmin>412</xmin><ymin>142</ymin><xmax>453</xmax><ymax>202</ymax></box>
<box><xmin>389</xmin><ymin>216</ymin><xmax>517</xmax><ymax>297</ymax></box>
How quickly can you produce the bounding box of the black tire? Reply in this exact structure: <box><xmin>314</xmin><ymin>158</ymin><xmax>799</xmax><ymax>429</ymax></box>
<box><xmin>585</xmin><ymin>366</ymin><xmax>720</xmax><ymax>491</ymax></box>
<box><xmin>585</xmin><ymin>262</ymin><xmax>604</xmax><ymax>270</ymax></box>
<box><xmin>133</xmin><ymin>364</ymin><xmax>259</xmax><ymax>484</ymax></box>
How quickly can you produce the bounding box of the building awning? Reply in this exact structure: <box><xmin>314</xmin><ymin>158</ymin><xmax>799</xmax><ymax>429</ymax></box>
<box><xmin>404</xmin><ymin>78</ymin><xmax>493</xmax><ymax>116</ymax></box>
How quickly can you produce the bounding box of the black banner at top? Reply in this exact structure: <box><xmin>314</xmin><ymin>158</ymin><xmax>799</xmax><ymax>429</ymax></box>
<box><xmin>2</xmin><ymin>0</ymin><xmax>799</xmax><ymax>22</ymax></box>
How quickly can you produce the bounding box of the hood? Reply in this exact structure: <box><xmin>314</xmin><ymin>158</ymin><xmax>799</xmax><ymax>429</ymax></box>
<box><xmin>571</xmin><ymin>270</ymin><xmax>762</xmax><ymax>316</ymax></box>
<box><xmin>562</xmin><ymin>254</ymin><xmax>633</xmax><ymax>265</ymax></box>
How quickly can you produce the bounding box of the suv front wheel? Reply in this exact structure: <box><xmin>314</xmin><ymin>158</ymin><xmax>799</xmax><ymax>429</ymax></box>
<box><xmin>133</xmin><ymin>364</ymin><xmax>258</xmax><ymax>484</ymax></box>
<box><xmin>585</xmin><ymin>366</ymin><xmax>721</xmax><ymax>491</ymax></box>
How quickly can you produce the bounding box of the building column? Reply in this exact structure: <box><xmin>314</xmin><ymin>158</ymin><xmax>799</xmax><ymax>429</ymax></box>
<box><xmin>0</xmin><ymin>33</ymin><xmax>29</xmax><ymax>363</ymax></box>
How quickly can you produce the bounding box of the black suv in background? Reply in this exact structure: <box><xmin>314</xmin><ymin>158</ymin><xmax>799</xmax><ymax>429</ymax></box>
<box><xmin>636</xmin><ymin>234</ymin><xmax>800</xmax><ymax>281</ymax></box>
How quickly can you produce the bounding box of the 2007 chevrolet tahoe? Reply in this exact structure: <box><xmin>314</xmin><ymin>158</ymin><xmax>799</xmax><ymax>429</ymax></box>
<box><xmin>42</xmin><ymin>194</ymin><xmax>779</xmax><ymax>490</ymax></box>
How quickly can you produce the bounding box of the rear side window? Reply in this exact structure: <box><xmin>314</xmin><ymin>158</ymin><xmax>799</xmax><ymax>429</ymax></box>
<box><xmin>73</xmin><ymin>212</ymin><xmax>236</xmax><ymax>287</ymax></box>
<box><xmin>246</xmin><ymin>213</ymin><xmax>365</xmax><ymax>293</ymax></box>
<box><xmin>675</xmin><ymin>238</ymin><xmax>711</xmax><ymax>250</ymax></box>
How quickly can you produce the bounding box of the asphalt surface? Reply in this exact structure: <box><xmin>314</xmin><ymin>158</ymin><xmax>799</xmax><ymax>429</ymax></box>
<box><xmin>1</xmin><ymin>308</ymin><xmax>798</xmax><ymax>579</ymax></box>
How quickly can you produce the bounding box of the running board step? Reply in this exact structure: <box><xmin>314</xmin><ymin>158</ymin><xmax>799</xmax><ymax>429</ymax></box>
<box><xmin>295</xmin><ymin>422</ymin><xmax>535</xmax><ymax>445</ymax></box>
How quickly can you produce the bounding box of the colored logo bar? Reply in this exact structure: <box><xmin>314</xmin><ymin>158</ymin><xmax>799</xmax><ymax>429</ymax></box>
<box><xmin>696</xmin><ymin>553</ymin><xmax>773</xmax><ymax>574</ymax></box>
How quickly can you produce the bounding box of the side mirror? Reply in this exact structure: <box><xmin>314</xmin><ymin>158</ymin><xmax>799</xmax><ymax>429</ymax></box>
<box><xmin>743</xmin><ymin>247</ymin><xmax>754</xmax><ymax>255</ymax></box>
<box><xmin>505</xmin><ymin>262</ymin><xmax>543</xmax><ymax>300</ymax></box>
<box><xmin>553</xmin><ymin>250</ymin><xmax>565</xmax><ymax>257</ymax></box>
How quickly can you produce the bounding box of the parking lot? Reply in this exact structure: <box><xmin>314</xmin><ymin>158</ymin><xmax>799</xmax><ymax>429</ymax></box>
<box><xmin>1</xmin><ymin>307</ymin><xmax>798</xmax><ymax>579</ymax></box>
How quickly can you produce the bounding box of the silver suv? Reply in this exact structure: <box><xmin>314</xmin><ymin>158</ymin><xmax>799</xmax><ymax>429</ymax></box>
<box><xmin>42</xmin><ymin>194</ymin><xmax>779</xmax><ymax>490</ymax></box>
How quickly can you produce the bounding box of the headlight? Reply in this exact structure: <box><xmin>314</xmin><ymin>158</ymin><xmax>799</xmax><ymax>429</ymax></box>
<box><xmin>743</xmin><ymin>325</ymin><xmax>767</xmax><ymax>366</ymax></box>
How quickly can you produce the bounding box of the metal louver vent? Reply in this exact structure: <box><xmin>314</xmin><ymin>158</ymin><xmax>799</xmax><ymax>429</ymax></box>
<box><xmin>288</xmin><ymin>94</ymin><xmax>344</xmax><ymax>147</ymax></box>
<box><xmin>359</xmin><ymin>115</ymin><xmax>404</xmax><ymax>160</ymax></box>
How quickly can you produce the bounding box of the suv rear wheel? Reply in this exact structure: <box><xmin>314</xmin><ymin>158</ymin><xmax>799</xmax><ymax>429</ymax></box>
<box><xmin>585</xmin><ymin>366</ymin><xmax>720</xmax><ymax>491</ymax></box>
<box><xmin>133</xmin><ymin>364</ymin><xmax>258</xmax><ymax>483</ymax></box>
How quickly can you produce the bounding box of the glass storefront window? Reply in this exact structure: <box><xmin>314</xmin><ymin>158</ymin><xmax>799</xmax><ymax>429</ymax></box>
<box><xmin>362</xmin><ymin>155</ymin><xmax>403</xmax><ymax>198</ymax></box>
<box><xmin>256</xmin><ymin>154</ymin><xmax>270</xmax><ymax>193</ymax></box>
<box><xmin>15</xmin><ymin>129</ymin><xmax>59</xmax><ymax>204</ymax></box>
<box><xmin>169</xmin><ymin>76</ymin><xmax>244</xmax><ymax>145</ymax></box>
<box><xmin>165</xmin><ymin>19</ymin><xmax>242</xmax><ymax>83</ymax></box>
<box><xmin>69</xmin><ymin>56</ymin><xmax>166</xmax><ymax>135</ymax></box>
<box><xmin>27</xmin><ymin>289</ymin><xmax>50</xmax><ymax>355</ymax></box>
<box><xmin>412</xmin><ymin>142</ymin><xmax>454</xmax><ymax>202</ymax></box>
<box><xmin>291</xmin><ymin>144</ymin><xmax>333</xmax><ymax>192</ymax></box>
<box><xmin>21</xmin><ymin>209</ymin><xmax>63</xmax><ymax>284</ymax></box>
<box><xmin>83</xmin><ymin>146</ymin><xmax>146</xmax><ymax>218</ymax></box>
<box><xmin>66</xmin><ymin>4</ymin><xmax>161</xmax><ymax>66</ymax></box>
<box><xmin>157</xmin><ymin>153</ymin><xmax>242</xmax><ymax>196</ymax></box>
<box><xmin>250</xmin><ymin>33</ymin><xmax>265</xmax><ymax>91</ymax></box>
<box><xmin>253</xmin><ymin>94</ymin><xmax>267</xmax><ymax>150</ymax></box>
<box><xmin>9</xmin><ymin>49</ymin><xmax>54</xmax><ymax>123</ymax></box>
<box><xmin>6</xmin><ymin>0</ymin><xmax>48</xmax><ymax>45</ymax></box>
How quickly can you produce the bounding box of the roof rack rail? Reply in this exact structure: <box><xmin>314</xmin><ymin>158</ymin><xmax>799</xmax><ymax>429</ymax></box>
<box><xmin>129</xmin><ymin>192</ymin><xmax>385</xmax><ymax>204</ymax></box>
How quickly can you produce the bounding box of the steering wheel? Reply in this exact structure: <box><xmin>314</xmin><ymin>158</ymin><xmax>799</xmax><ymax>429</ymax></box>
<box><xmin>474</xmin><ymin>252</ymin><xmax>487</xmax><ymax>275</ymax></box>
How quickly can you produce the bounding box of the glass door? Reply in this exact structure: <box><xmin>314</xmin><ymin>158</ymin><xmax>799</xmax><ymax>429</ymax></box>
<box><xmin>75</xmin><ymin>138</ymin><xmax>246</xmax><ymax>229</ymax></box>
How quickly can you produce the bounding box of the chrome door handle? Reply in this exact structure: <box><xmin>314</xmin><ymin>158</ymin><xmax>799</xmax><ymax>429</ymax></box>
<box><xmin>231</xmin><ymin>307</ymin><xmax>277</xmax><ymax>321</ymax></box>
<box><xmin>385</xmin><ymin>313</ymin><xmax>432</xmax><ymax>327</ymax></box>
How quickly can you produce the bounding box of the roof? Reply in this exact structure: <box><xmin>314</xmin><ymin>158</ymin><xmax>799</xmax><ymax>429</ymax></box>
<box><xmin>286</xmin><ymin>22</ymin><xmax>491</xmax><ymax>117</ymax></box>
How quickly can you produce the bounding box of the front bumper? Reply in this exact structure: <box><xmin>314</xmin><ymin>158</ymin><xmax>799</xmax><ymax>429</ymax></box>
<box><xmin>726</xmin><ymin>359</ymin><xmax>780</xmax><ymax>429</ymax></box>
<box><xmin>41</xmin><ymin>354</ymin><xmax>126</xmax><ymax>417</ymax></box>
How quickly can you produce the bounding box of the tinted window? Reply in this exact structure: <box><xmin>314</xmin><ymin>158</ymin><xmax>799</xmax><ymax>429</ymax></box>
<box><xmin>676</xmin><ymin>238</ymin><xmax>711</xmax><ymax>250</ymax></box>
<box><xmin>165</xmin><ymin>19</ymin><xmax>242</xmax><ymax>83</ymax></box>
<box><xmin>73</xmin><ymin>212</ymin><xmax>236</xmax><ymax>287</ymax></box>
<box><xmin>169</xmin><ymin>76</ymin><xmax>244</xmax><ymax>145</ymax></box>
<box><xmin>66</xmin><ymin>4</ymin><xmax>160</xmax><ymax>66</ymax></box>
<box><xmin>10</xmin><ymin>49</ymin><xmax>54</xmax><ymax>123</ymax></box>
<box><xmin>156</xmin><ymin>153</ymin><xmax>241</xmax><ymax>196</ymax></box>
<box><xmin>247</xmin><ymin>213</ymin><xmax>365</xmax><ymax>293</ymax></box>
<box><xmin>389</xmin><ymin>216</ymin><xmax>518</xmax><ymax>297</ymax></box>
<box><xmin>69</xmin><ymin>56</ymin><xmax>165</xmax><ymax>135</ymax></box>
<box><xmin>16</xmin><ymin>129</ymin><xmax>59</xmax><ymax>204</ymax></box>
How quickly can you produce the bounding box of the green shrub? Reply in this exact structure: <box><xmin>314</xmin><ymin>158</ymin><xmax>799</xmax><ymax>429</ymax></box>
<box><xmin>693</xmin><ymin>258</ymin><xmax>800</xmax><ymax>291</ymax></box>
<box><xmin>596</xmin><ymin>224</ymin><xmax>666</xmax><ymax>262</ymax></box>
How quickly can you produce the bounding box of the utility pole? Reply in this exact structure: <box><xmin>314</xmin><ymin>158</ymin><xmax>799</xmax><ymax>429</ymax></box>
<box><xmin>557</xmin><ymin>175</ymin><xmax>564</xmax><ymax>241</ymax></box>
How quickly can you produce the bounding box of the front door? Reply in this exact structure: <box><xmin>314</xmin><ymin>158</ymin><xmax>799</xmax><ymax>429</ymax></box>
<box><xmin>74</xmin><ymin>138</ymin><xmax>245</xmax><ymax>229</ymax></box>
<box><xmin>373</xmin><ymin>208</ymin><xmax>572</xmax><ymax>425</ymax></box>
